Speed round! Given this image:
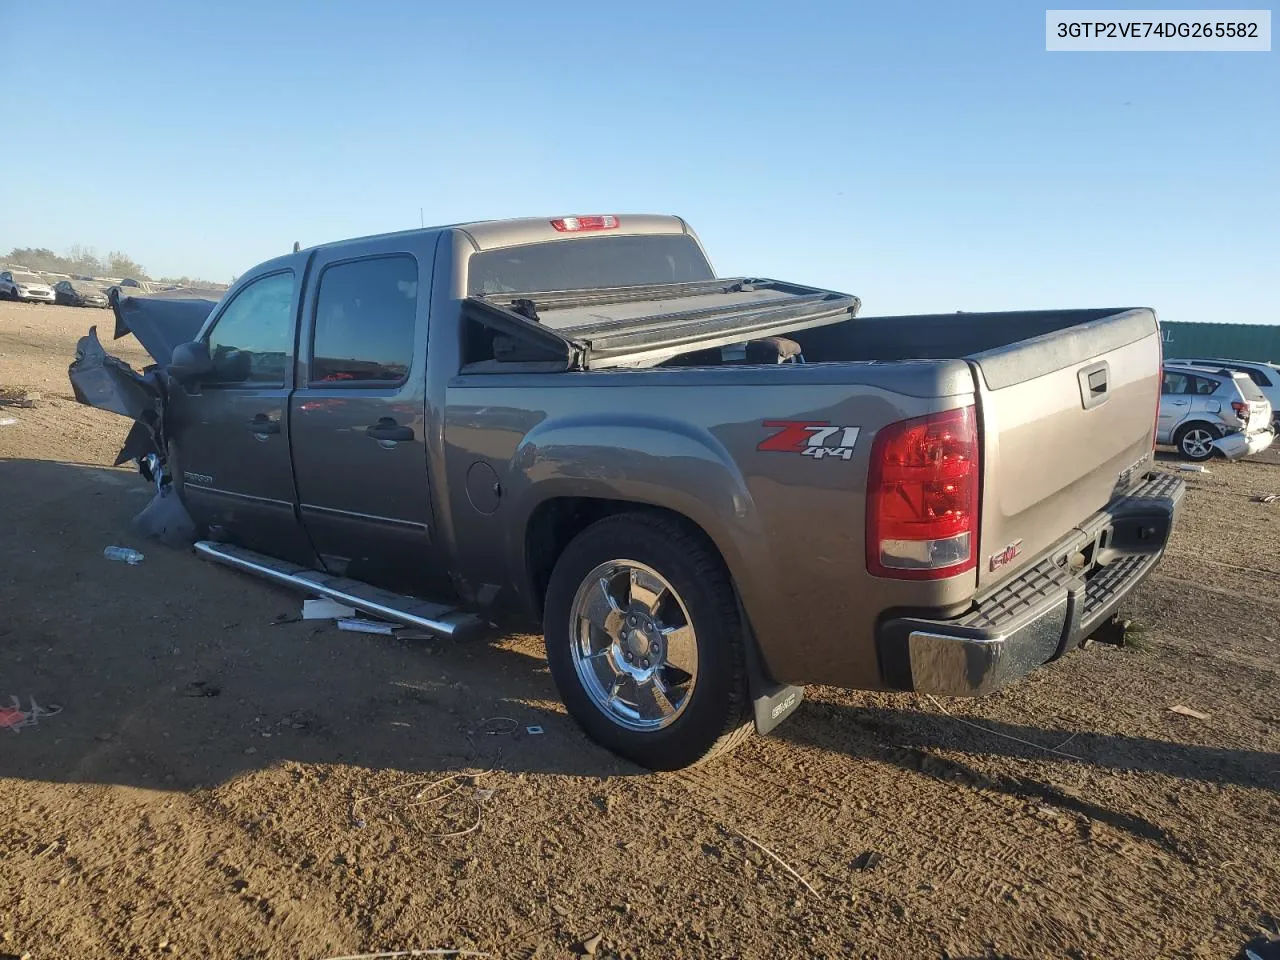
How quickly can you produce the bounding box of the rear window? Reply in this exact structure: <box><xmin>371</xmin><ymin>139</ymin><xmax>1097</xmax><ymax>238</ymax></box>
<box><xmin>1234</xmin><ymin>375</ymin><xmax>1266</xmax><ymax>401</ymax></box>
<box><xmin>466</xmin><ymin>234</ymin><xmax>713</xmax><ymax>296</ymax></box>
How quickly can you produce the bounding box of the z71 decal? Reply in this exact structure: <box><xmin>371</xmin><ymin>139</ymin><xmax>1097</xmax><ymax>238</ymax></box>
<box><xmin>757</xmin><ymin>420</ymin><xmax>861</xmax><ymax>461</ymax></box>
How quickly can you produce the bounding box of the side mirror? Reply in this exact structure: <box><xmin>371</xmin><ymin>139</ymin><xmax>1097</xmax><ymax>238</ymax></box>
<box><xmin>167</xmin><ymin>340</ymin><xmax>214</xmax><ymax>384</ymax></box>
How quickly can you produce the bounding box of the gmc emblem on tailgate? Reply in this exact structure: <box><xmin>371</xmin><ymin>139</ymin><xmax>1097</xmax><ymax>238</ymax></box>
<box><xmin>989</xmin><ymin>540</ymin><xmax>1023</xmax><ymax>571</ymax></box>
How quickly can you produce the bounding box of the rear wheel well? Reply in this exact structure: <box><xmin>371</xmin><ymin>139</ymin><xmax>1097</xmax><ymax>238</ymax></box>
<box><xmin>524</xmin><ymin>498</ymin><xmax>725</xmax><ymax>620</ymax></box>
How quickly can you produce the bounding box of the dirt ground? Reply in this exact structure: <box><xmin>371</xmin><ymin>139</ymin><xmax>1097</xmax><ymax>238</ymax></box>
<box><xmin>1</xmin><ymin>300</ymin><xmax>1277</xmax><ymax>960</ymax></box>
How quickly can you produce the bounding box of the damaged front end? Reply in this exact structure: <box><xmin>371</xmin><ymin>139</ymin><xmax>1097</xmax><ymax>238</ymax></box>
<box><xmin>67</xmin><ymin>290</ymin><xmax>219</xmax><ymax>545</ymax></box>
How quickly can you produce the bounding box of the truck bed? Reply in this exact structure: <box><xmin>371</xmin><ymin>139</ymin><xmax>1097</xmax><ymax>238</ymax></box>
<box><xmin>465</xmin><ymin>288</ymin><xmax>1162</xmax><ymax>600</ymax></box>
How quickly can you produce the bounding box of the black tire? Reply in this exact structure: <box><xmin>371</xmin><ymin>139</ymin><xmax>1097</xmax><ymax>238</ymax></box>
<box><xmin>543</xmin><ymin>512</ymin><xmax>753</xmax><ymax>770</ymax></box>
<box><xmin>1174</xmin><ymin>422</ymin><xmax>1217</xmax><ymax>462</ymax></box>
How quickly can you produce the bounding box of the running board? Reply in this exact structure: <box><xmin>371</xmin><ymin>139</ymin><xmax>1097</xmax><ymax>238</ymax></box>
<box><xmin>193</xmin><ymin>540</ymin><xmax>487</xmax><ymax>640</ymax></box>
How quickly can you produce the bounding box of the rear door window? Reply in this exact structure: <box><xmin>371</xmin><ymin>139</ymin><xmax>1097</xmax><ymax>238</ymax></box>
<box><xmin>205</xmin><ymin>271</ymin><xmax>295</xmax><ymax>385</ymax></box>
<box><xmin>310</xmin><ymin>255</ymin><xmax>417</xmax><ymax>384</ymax></box>
<box><xmin>1163</xmin><ymin>372</ymin><xmax>1191</xmax><ymax>394</ymax></box>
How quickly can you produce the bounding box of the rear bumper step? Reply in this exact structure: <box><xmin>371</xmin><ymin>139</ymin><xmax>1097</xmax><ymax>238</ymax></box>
<box><xmin>876</xmin><ymin>470</ymin><xmax>1185</xmax><ymax>696</ymax></box>
<box><xmin>193</xmin><ymin>540</ymin><xmax>487</xmax><ymax>640</ymax></box>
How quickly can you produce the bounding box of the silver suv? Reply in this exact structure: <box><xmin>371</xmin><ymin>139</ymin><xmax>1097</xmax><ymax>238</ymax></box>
<box><xmin>1159</xmin><ymin>364</ymin><xmax>1275</xmax><ymax>461</ymax></box>
<box><xmin>1165</xmin><ymin>357</ymin><xmax>1280</xmax><ymax>428</ymax></box>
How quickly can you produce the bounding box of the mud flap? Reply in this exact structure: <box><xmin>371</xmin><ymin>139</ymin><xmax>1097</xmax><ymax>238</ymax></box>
<box><xmin>735</xmin><ymin>596</ymin><xmax>805</xmax><ymax>735</ymax></box>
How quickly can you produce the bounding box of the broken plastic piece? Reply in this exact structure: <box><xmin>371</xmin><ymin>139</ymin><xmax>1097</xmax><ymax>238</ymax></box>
<box><xmin>1</xmin><ymin>696</ymin><xmax>62</xmax><ymax>732</ymax></box>
<box><xmin>526</xmin><ymin>725</ymin><xmax>545</xmax><ymax>735</ymax></box>
<box><xmin>302</xmin><ymin>598</ymin><xmax>357</xmax><ymax>620</ymax></box>
<box><xmin>0</xmin><ymin>418</ymin><xmax>17</xmax><ymax>427</ymax></box>
<box><xmin>1178</xmin><ymin>464</ymin><xmax>1209</xmax><ymax>473</ymax></box>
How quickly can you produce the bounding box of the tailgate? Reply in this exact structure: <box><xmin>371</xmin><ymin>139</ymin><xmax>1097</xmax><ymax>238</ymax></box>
<box><xmin>972</xmin><ymin>309</ymin><xmax>1160</xmax><ymax>590</ymax></box>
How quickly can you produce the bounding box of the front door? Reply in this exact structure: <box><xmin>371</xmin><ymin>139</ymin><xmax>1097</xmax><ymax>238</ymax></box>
<box><xmin>289</xmin><ymin>243</ymin><xmax>443</xmax><ymax>595</ymax></box>
<box><xmin>168</xmin><ymin>267</ymin><xmax>315</xmax><ymax>563</ymax></box>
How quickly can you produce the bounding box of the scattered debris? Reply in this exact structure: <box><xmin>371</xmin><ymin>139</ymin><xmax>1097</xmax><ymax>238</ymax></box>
<box><xmin>1179</xmin><ymin>464</ymin><xmax>1209</xmax><ymax>473</ymax></box>
<box><xmin>302</xmin><ymin>598</ymin><xmax>357</xmax><ymax>620</ymax></box>
<box><xmin>474</xmin><ymin>788</ymin><xmax>495</xmax><ymax>802</ymax></box>
<box><xmin>477</xmin><ymin>717</ymin><xmax>518</xmax><ymax>736</ymax></box>
<box><xmin>337</xmin><ymin>618</ymin><xmax>396</xmax><ymax>635</ymax></box>
<box><xmin>351</xmin><ymin>766</ymin><xmax>496</xmax><ymax>839</ymax></box>
<box><xmin>735</xmin><ymin>829</ymin><xmax>822</xmax><ymax>899</ymax></box>
<box><xmin>579</xmin><ymin>933</ymin><xmax>604</xmax><ymax>956</ymax></box>
<box><xmin>0</xmin><ymin>387</ymin><xmax>34</xmax><ymax>408</ymax></box>
<box><xmin>525</xmin><ymin>725</ymin><xmax>545</xmax><ymax>735</ymax></box>
<box><xmin>0</xmin><ymin>417</ymin><xmax>17</xmax><ymax>426</ymax></box>
<box><xmin>181</xmin><ymin>681</ymin><xmax>220</xmax><ymax>698</ymax></box>
<box><xmin>924</xmin><ymin>694</ymin><xmax>1086</xmax><ymax>760</ymax></box>
<box><xmin>1168</xmin><ymin>704</ymin><xmax>1211</xmax><ymax>720</ymax></box>
<box><xmin>1254</xmin><ymin>494</ymin><xmax>1279</xmax><ymax>504</ymax></box>
<box><xmin>852</xmin><ymin>850</ymin><xmax>882</xmax><ymax>871</ymax></box>
<box><xmin>103</xmin><ymin>546</ymin><xmax>144</xmax><ymax>564</ymax></box>
<box><xmin>0</xmin><ymin>697</ymin><xmax>62</xmax><ymax>733</ymax></box>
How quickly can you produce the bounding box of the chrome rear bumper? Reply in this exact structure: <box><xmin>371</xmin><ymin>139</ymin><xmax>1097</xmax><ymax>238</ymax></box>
<box><xmin>877</xmin><ymin>470</ymin><xmax>1185</xmax><ymax>696</ymax></box>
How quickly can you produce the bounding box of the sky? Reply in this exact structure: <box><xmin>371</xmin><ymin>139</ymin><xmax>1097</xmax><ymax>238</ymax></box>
<box><xmin>2</xmin><ymin>0</ymin><xmax>1276</xmax><ymax>324</ymax></box>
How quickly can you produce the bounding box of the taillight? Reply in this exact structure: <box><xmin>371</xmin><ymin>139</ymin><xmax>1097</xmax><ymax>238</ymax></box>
<box><xmin>1231</xmin><ymin>400</ymin><xmax>1250</xmax><ymax>420</ymax></box>
<box><xmin>866</xmin><ymin>405</ymin><xmax>979</xmax><ymax>580</ymax></box>
<box><xmin>550</xmin><ymin>215</ymin><xmax>619</xmax><ymax>232</ymax></box>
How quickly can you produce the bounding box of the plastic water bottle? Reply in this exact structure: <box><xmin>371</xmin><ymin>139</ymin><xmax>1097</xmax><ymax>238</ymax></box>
<box><xmin>103</xmin><ymin>546</ymin><xmax>144</xmax><ymax>565</ymax></box>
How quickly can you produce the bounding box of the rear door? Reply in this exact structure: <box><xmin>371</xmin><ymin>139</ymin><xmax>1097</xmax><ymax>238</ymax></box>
<box><xmin>289</xmin><ymin>239</ymin><xmax>443</xmax><ymax>595</ymax></box>
<box><xmin>1158</xmin><ymin>369</ymin><xmax>1194</xmax><ymax>440</ymax></box>
<box><xmin>971</xmin><ymin>310</ymin><xmax>1162</xmax><ymax>590</ymax></box>
<box><xmin>168</xmin><ymin>266</ymin><xmax>315</xmax><ymax>562</ymax></box>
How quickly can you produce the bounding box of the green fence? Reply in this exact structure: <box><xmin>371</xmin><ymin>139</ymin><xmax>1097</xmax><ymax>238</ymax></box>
<box><xmin>1160</xmin><ymin>322</ymin><xmax>1280</xmax><ymax>364</ymax></box>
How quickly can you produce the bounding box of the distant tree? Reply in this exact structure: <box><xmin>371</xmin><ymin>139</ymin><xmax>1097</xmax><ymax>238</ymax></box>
<box><xmin>106</xmin><ymin>251</ymin><xmax>147</xmax><ymax>279</ymax></box>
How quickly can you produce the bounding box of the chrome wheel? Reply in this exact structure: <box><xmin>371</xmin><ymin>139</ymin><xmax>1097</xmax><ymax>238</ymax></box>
<box><xmin>568</xmin><ymin>560</ymin><xmax>698</xmax><ymax>731</ymax></box>
<box><xmin>1180</xmin><ymin>427</ymin><xmax>1215</xmax><ymax>460</ymax></box>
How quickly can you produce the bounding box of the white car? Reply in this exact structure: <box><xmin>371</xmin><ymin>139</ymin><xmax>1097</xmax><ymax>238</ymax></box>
<box><xmin>0</xmin><ymin>270</ymin><xmax>56</xmax><ymax>304</ymax></box>
<box><xmin>1166</xmin><ymin>357</ymin><xmax>1280</xmax><ymax>428</ymax></box>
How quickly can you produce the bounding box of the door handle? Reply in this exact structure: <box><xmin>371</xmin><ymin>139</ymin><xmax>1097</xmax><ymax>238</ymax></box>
<box><xmin>366</xmin><ymin>418</ymin><xmax>414</xmax><ymax>443</ymax></box>
<box><xmin>247</xmin><ymin>415</ymin><xmax>280</xmax><ymax>436</ymax></box>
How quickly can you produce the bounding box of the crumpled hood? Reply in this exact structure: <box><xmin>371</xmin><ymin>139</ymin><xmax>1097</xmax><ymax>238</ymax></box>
<box><xmin>110</xmin><ymin>290</ymin><xmax>219</xmax><ymax>366</ymax></box>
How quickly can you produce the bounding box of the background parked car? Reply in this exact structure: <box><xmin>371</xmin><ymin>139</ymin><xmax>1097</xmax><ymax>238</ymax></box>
<box><xmin>1159</xmin><ymin>363</ymin><xmax>1275</xmax><ymax>461</ymax></box>
<box><xmin>1166</xmin><ymin>357</ymin><xmax>1280</xmax><ymax>427</ymax></box>
<box><xmin>0</xmin><ymin>271</ymin><xmax>56</xmax><ymax>303</ymax></box>
<box><xmin>53</xmin><ymin>279</ymin><xmax>110</xmax><ymax>308</ymax></box>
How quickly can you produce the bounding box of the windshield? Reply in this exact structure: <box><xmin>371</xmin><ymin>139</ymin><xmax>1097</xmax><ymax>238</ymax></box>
<box><xmin>466</xmin><ymin>234</ymin><xmax>713</xmax><ymax>296</ymax></box>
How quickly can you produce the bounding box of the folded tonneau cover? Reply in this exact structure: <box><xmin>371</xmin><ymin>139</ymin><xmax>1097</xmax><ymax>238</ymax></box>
<box><xmin>473</xmin><ymin>278</ymin><xmax>862</xmax><ymax>369</ymax></box>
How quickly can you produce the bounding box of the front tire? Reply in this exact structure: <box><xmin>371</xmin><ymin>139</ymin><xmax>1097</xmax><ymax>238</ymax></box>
<box><xmin>1175</xmin><ymin>423</ymin><xmax>1217</xmax><ymax>462</ymax></box>
<box><xmin>543</xmin><ymin>513</ymin><xmax>752</xmax><ymax>770</ymax></box>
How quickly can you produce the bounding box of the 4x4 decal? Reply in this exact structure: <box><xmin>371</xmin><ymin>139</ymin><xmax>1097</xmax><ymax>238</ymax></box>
<box><xmin>757</xmin><ymin>420</ymin><xmax>861</xmax><ymax>461</ymax></box>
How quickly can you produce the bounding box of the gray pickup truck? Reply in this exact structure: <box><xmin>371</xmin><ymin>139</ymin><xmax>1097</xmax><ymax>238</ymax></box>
<box><xmin>71</xmin><ymin>214</ymin><xmax>1184</xmax><ymax>769</ymax></box>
